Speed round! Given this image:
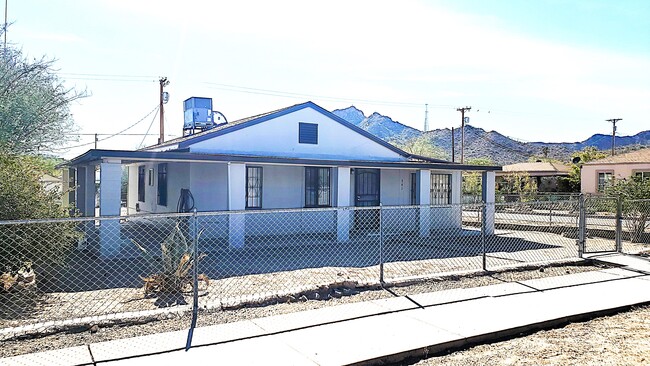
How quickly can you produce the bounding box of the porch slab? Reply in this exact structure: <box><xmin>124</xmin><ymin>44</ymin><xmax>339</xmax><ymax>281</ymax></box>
<box><xmin>0</xmin><ymin>346</ymin><xmax>93</xmax><ymax>366</ymax></box>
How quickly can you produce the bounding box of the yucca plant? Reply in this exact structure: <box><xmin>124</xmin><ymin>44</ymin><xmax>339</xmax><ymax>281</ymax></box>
<box><xmin>133</xmin><ymin>222</ymin><xmax>209</xmax><ymax>295</ymax></box>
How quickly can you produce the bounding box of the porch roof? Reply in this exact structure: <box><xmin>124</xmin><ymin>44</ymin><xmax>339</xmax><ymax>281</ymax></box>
<box><xmin>61</xmin><ymin>149</ymin><xmax>502</xmax><ymax>171</ymax></box>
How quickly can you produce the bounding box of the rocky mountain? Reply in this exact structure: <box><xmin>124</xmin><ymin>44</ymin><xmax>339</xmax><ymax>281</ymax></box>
<box><xmin>334</xmin><ymin>106</ymin><xmax>420</xmax><ymax>139</ymax></box>
<box><xmin>332</xmin><ymin>106</ymin><xmax>650</xmax><ymax>165</ymax></box>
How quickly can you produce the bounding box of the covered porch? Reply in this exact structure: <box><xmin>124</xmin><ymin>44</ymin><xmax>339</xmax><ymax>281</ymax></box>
<box><xmin>64</xmin><ymin>149</ymin><xmax>499</xmax><ymax>257</ymax></box>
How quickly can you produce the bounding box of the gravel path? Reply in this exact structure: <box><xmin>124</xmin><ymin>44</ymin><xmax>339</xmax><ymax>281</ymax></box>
<box><xmin>0</xmin><ymin>262</ymin><xmax>607</xmax><ymax>359</ymax></box>
<box><xmin>412</xmin><ymin>305</ymin><xmax>650</xmax><ymax>366</ymax></box>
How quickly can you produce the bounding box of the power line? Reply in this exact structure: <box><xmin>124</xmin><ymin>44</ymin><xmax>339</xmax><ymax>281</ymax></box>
<box><xmin>55</xmin><ymin>105</ymin><xmax>160</xmax><ymax>151</ymax></box>
<box><xmin>203</xmin><ymin>82</ymin><xmax>454</xmax><ymax>110</ymax></box>
<box><xmin>138</xmin><ymin>107</ymin><xmax>160</xmax><ymax>149</ymax></box>
<box><xmin>59</xmin><ymin>72</ymin><xmax>157</xmax><ymax>78</ymax></box>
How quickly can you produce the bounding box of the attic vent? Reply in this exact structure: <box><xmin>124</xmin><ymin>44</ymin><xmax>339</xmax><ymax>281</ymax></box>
<box><xmin>299</xmin><ymin>123</ymin><xmax>318</xmax><ymax>144</ymax></box>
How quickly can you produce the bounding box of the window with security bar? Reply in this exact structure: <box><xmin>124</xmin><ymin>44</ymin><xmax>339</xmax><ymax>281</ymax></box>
<box><xmin>246</xmin><ymin>166</ymin><xmax>263</xmax><ymax>209</ymax></box>
<box><xmin>137</xmin><ymin>165</ymin><xmax>145</xmax><ymax>202</ymax></box>
<box><xmin>430</xmin><ymin>173</ymin><xmax>451</xmax><ymax>205</ymax></box>
<box><xmin>305</xmin><ymin>167</ymin><xmax>331</xmax><ymax>207</ymax></box>
<box><xmin>597</xmin><ymin>172</ymin><xmax>613</xmax><ymax>193</ymax></box>
<box><xmin>157</xmin><ymin>163</ymin><xmax>168</xmax><ymax>206</ymax></box>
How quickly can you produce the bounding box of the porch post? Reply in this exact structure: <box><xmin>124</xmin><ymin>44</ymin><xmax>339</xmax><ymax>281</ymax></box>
<box><xmin>99</xmin><ymin>161</ymin><xmax>122</xmax><ymax>257</ymax></box>
<box><xmin>227</xmin><ymin>163</ymin><xmax>246</xmax><ymax>248</ymax></box>
<box><xmin>336</xmin><ymin>167</ymin><xmax>351</xmax><ymax>242</ymax></box>
<box><xmin>76</xmin><ymin>165</ymin><xmax>96</xmax><ymax>217</ymax></box>
<box><xmin>481</xmin><ymin>171</ymin><xmax>496</xmax><ymax>235</ymax></box>
<box><xmin>418</xmin><ymin>169</ymin><xmax>431</xmax><ymax>237</ymax></box>
<box><xmin>451</xmin><ymin>171</ymin><xmax>463</xmax><ymax>228</ymax></box>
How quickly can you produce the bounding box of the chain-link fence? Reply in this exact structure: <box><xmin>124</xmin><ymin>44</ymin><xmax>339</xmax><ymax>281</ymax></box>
<box><xmin>1</xmin><ymin>196</ymin><xmax>643</xmax><ymax>358</ymax></box>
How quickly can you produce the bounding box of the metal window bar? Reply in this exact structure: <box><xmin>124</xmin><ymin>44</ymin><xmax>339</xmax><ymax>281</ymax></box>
<box><xmin>430</xmin><ymin>173</ymin><xmax>451</xmax><ymax>205</ymax></box>
<box><xmin>246</xmin><ymin>166</ymin><xmax>262</xmax><ymax>209</ymax></box>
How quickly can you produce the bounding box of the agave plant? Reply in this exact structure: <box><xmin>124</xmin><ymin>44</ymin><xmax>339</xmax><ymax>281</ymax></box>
<box><xmin>133</xmin><ymin>221</ymin><xmax>209</xmax><ymax>295</ymax></box>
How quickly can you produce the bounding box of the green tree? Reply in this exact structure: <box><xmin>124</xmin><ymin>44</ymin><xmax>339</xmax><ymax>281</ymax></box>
<box><xmin>567</xmin><ymin>147</ymin><xmax>608</xmax><ymax>191</ymax></box>
<box><xmin>0</xmin><ymin>152</ymin><xmax>77</xmax><ymax>274</ymax></box>
<box><xmin>605</xmin><ymin>176</ymin><xmax>650</xmax><ymax>243</ymax></box>
<box><xmin>497</xmin><ymin>171</ymin><xmax>538</xmax><ymax>202</ymax></box>
<box><xmin>0</xmin><ymin>45</ymin><xmax>85</xmax><ymax>154</ymax></box>
<box><xmin>389</xmin><ymin>133</ymin><xmax>447</xmax><ymax>160</ymax></box>
<box><xmin>462</xmin><ymin>158</ymin><xmax>494</xmax><ymax>202</ymax></box>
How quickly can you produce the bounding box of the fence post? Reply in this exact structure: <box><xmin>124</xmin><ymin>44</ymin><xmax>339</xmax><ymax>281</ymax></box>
<box><xmin>578</xmin><ymin>194</ymin><xmax>586</xmax><ymax>258</ymax></box>
<box><xmin>185</xmin><ymin>209</ymin><xmax>199</xmax><ymax>351</ymax></box>
<box><xmin>481</xmin><ymin>202</ymin><xmax>487</xmax><ymax>271</ymax></box>
<box><xmin>615</xmin><ymin>196</ymin><xmax>623</xmax><ymax>252</ymax></box>
<box><xmin>379</xmin><ymin>204</ymin><xmax>384</xmax><ymax>284</ymax></box>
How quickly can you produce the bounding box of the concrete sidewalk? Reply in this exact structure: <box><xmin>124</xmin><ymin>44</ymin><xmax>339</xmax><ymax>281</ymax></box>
<box><xmin>3</xmin><ymin>253</ymin><xmax>650</xmax><ymax>366</ymax></box>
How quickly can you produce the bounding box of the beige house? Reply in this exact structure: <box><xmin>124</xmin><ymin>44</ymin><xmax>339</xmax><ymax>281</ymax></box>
<box><xmin>497</xmin><ymin>161</ymin><xmax>570</xmax><ymax>192</ymax></box>
<box><xmin>581</xmin><ymin>148</ymin><xmax>650</xmax><ymax>194</ymax></box>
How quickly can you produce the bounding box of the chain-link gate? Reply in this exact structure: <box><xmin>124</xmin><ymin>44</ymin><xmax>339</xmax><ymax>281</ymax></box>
<box><xmin>583</xmin><ymin>195</ymin><xmax>619</xmax><ymax>253</ymax></box>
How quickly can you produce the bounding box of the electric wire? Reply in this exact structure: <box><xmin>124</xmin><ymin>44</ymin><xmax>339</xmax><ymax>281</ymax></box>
<box><xmin>55</xmin><ymin>105</ymin><xmax>160</xmax><ymax>151</ymax></box>
<box><xmin>138</xmin><ymin>107</ymin><xmax>160</xmax><ymax>149</ymax></box>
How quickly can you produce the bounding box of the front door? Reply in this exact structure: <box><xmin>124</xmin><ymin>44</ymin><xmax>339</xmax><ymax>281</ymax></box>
<box><xmin>354</xmin><ymin>169</ymin><xmax>380</xmax><ymax>231</ymax></box>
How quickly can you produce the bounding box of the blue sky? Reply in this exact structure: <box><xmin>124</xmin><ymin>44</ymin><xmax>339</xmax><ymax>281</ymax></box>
<box><xmin>6</xmin><ymin>0</ymin><xmax>650</xmax><ymax>159</ymax></box>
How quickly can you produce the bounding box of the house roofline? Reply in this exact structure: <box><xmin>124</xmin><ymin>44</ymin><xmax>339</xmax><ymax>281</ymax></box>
<box><xmin>146</xmin><ymin>101</ymin><xmax>443</xmax><ymax>163</ymax></box>
<box><xmin>60</xmin><ymin>149</ymin><xmax>502</xmax><ymax>171</ymax></box>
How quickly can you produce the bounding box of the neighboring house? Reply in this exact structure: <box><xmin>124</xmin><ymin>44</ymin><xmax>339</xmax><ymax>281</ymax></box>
<box><xmin>39</xmin><ymin>173</ymin><xmax>63</xmax><ymax>194</ymax></box>
<box><xmin>497</xmin><ymin>162</ymin><xmax>571</xmax><ymax>192</ymax></box>
<box><xmin>63</xmin><ymin>100</ymin><xmax>501</xmax><ymax>257</ymax></box>
<box><xmin>581</xmin><ymin>148</ymin><xmax>650</xmax><ymax>194</ymax></box>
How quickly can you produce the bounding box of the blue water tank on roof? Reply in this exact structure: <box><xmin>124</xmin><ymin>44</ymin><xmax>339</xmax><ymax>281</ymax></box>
<box><xmin>183</xmin><ymin>97</ymin><xmax>214</xmax><ymax>130</ymax></box>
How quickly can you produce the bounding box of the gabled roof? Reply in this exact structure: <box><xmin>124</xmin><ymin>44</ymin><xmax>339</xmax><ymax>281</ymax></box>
<box><xmin>499</xmin><ymin>161</ymin><xmax>570</xmax><ymax>176</ymax></box>
<box><xmin>584</xmin><ymin>147</ymin><xmax>650</xmax><ymax>165</ymax></box>
<box><xmin>143</xmin><ymin>101</ymin><xmax>448</xmax><ymax>164</ymax></box>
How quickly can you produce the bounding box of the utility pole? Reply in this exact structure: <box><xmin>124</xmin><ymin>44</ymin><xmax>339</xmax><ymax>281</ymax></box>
<box><xmin>606</xmin><ymin>118</ymin><xmax>622</xmax><ymax>156</ymax></box>
<box><xmin>424</xmin><ymin>103</ymin><xmax>429</xmax><ymax>132</ymax></box>
<box><xmin>158</xmin><ymin>77</ymin><xmax>170</xmax><ymax>144</ymax></box>
<box><xmin>456</xmin><ymin>106</ymin><xmax>471</xmax><ymax>164</ymax></box>
<box><xmin>94</xmin><ymin>133</ymin><xmax>98</xmax><ymax>149</ymax></box>
<box><xmin>451</xmin><ymin>127</ymin><xmax>455</xmax><ymax>162</ymax></box>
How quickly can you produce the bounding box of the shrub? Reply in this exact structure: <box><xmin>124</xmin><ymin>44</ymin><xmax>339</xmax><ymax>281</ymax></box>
<box><xmin>133</xmin><ymin>222</ymin><xmax>209</xmax><ymax>296</ymax></box>
<box><xmin>0</xmin><ymin>152</ymin><xmax>78</xmax><ymax>277</ymax></box>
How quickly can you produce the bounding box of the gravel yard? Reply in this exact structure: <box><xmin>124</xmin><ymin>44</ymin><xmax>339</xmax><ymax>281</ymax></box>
<box><xmin>1</xmin><ymin>261</ymin><xmax>610</xmax><ymax>359</ymax></box>
<box><xmin>412</xmin><ymin>305</ymin><xmax>650</xmax><ymax>366</ymax></box>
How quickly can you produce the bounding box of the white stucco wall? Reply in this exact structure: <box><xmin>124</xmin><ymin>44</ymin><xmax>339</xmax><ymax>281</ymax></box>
<box><xmin>260</xmin><ymin>165</ymin><xmax>304</xmax><ymax>209</ymax></box>
<box><xmin>581</xmin><ymin>163</ymin><xmax>650</xmax><ymax>194</ymax></box>
<box><xmin>190</xmin><ymin>163</ymin><xmax>228</xmax><ymax>212</ymax></box>
<box><xmin>127</xmin><ymin>162</ymin><xmax>191</xmax><ymax>214</ymax></box>
<box><xmin>188</xmin><ymin>107</ymin><xmax>406</xmax><ymax>162</ymax></box>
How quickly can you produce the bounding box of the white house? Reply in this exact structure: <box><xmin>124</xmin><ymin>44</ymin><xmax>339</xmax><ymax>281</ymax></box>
<box><xmin>64</xmin><ymin>101</ymin><xmax>500</xmax><ymax>257</ymax></box>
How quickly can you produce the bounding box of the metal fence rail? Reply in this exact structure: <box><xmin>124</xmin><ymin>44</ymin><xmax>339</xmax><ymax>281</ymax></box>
<box><xmin>1</xmin><ymin>196</ymin><xmax>648</xmax><ymax>355</ymax></box>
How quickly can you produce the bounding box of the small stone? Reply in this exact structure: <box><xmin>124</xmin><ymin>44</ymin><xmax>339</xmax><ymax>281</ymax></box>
<box><xmin>89</xmin><ymin>325</ymin><xmax>99</xmax><ymax>334</ymax></box>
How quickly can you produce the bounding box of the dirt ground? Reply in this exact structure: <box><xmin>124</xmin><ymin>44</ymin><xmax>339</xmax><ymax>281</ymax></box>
<box><xmin>411</xmin><ymin>305</ymin><xmax>650</xmax><ymax>366</ymax></box>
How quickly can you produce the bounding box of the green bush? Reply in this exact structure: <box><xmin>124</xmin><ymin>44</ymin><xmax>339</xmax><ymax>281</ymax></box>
<box><xmin>0</xmin><ymin>152</ymin><xmax>77</xmax><ymax>275</ymax></box>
